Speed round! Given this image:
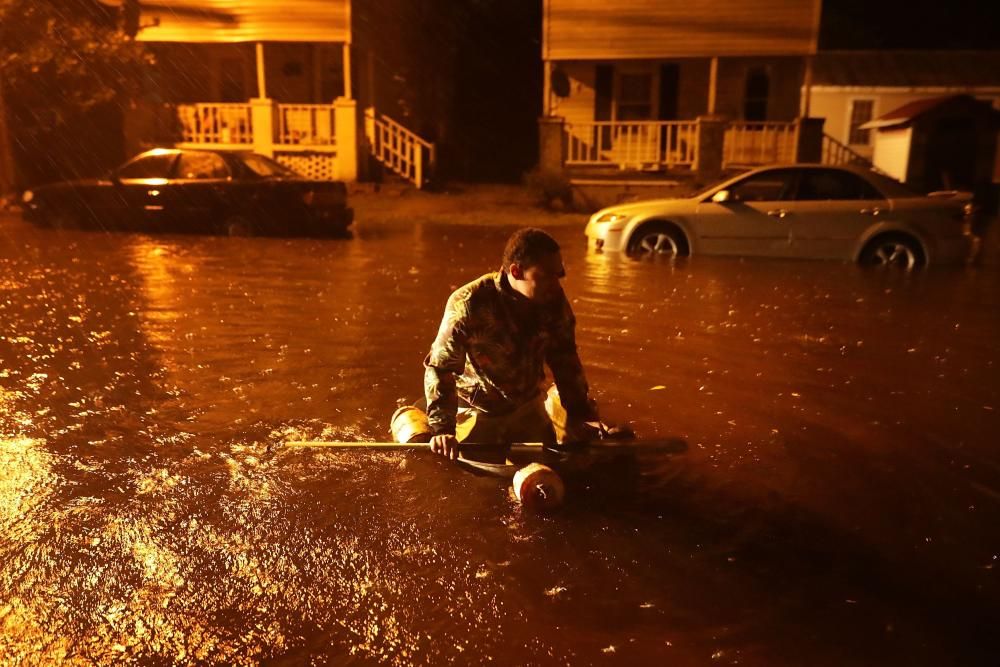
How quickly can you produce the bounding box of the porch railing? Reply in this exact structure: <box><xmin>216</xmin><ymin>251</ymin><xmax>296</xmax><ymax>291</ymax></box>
<box><xmin>277</xmin><ymin>104</ymin><xmax>336</xmax><ymax>146</ymax></box>
<box><xmin>723</xmin><ymin>122</ymin><xmax>797</xmax><ymax>167</ymax></box>
<box><xmin>565</xmin><ymin>121</ymin><xmax>697</xmax><ymax>170</ymax></box>
<box><xmin>364</xmin><ymin>108</ymin><xmax>435</xmax><ymax>188</ymax></box>
<box><xmin>821</xmin><ymin>133</ymin><xmax>875</xmax><ymax>169</ymax></box>
<box><xmin>177</xmin><ymin>103</ymin><xmax>253</xmax><ymax>145</ymax></box>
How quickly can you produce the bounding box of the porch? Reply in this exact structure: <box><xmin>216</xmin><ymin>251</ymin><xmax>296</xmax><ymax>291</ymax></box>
<box><xmin>173</xmin><ymin>100</ymin><xmax>433</xmax><ymax>189</ymax></box>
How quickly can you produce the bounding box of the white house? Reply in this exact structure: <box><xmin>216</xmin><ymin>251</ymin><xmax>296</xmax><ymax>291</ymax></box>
<box><xmin>806</xmin><ymin>51</ymin><xmax>1000</xmax><ymax>162</ymax></box>
<box><xmin>100</xmin><ymin>0</ymin><xmax>436</xmax><ymax>187</ymax></box>
<box><xmin>540</xmin><ymin>0</ymin><xmax>828</xmax><ymax>176</ymax></box>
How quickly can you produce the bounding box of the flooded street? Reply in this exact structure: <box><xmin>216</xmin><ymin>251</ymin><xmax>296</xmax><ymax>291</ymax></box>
<box><xmin>1</xmin><ymin>213</ymin><xmax>998</xmax><ymax>665</ymax></box>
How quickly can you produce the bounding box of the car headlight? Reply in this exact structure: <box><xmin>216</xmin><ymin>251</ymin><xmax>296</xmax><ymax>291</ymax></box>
<box><xmin>21</xmin><ymin>190</ymin><xmax>33</xmax><ymax>204</ymax></box>
<box><xmin>595</xmin><ymin>211</ymin><xmax>630</xmax><ymax>224</ymax></box>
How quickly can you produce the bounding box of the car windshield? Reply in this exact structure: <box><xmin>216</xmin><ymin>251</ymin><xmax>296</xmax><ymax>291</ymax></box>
<box><xmin>239</xmin><ymin>153</ymin><xmax>300</xmax><ymax>178</ymax></box>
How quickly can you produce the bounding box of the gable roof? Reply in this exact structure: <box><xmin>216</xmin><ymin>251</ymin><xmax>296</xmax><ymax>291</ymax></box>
<box><xmin>812</xmin><ymin>51</ymin><xmax>1000</xmax><ymax>88</ymax></box>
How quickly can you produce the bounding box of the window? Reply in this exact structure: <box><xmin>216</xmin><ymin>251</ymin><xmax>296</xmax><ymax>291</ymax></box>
<box><xmin>795</xmin><ymin>169</ymin><xmax>884</xmax><ymax>201</ymax></box>
<box><xmin>174</xmin><ymin>152</ymin><xmax>230</xmax><ymax>180</ymax></box>
<box><xmin>118</xmin><ymin>152</ymin><xmax>177</xmax><ymax>180</ymax></box>
<box><xmin>728</xmin><ymin>170</ymin><xmax>796</xmax><ymax>202</ymax></box>
<box><xmin>744</xmin><ymin>68</ymin><xmax>770</xmax><ymax>121</ymax></box>
<box><xmin>848</xmin><ymin>99</ymin><xmax>874</xmax><ymax>146</ymax></box>
<box><xmin>616</xmin><ymin>72</ymin><xmax>653</xmax><ymax>121</ymax></box>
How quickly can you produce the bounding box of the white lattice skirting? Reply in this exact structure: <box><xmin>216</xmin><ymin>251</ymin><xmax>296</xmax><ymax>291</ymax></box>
<box><xmin>275</xmin><ymin>151</ymin><xmax>340</xmax><ymax>181</ymax></box>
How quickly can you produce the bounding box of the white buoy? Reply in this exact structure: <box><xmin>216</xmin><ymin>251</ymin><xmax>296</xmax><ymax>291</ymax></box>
<box><xmin>512</xmin><ymin>463</ymin><xmax>565</xmax><ymax>510</ymax></box>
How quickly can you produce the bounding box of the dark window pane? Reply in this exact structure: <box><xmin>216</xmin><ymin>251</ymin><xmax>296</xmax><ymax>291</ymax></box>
<box><xmin>848</xmin><ymin>100</ymin><xmax>874</xmax><ymax>145</ymax></box>
<box><xmin>796</xmin><ymin>170</ymin><xmax>884</xmax><ymax>201</ymax></box>
<box><xmin>118</xmin><ymin>153</ymin><xmax>176</xmax><ymax>179</ymax></box>
<box><xmin>175</xmin><ymin>152</ymin><xmax>230</xmax><ymax>180</ymax></box>
<box><xmin>744</xmin><ymin>68</ymin><xmax>770</xmax><ymax>121</ymax></box>
<box><xmin>729</xmin><ymin>170</ymin><xmax>795</xmax><ymax>201</ymax></box>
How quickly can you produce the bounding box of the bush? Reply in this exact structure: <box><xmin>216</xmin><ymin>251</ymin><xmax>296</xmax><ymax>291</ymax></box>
<box><xmin>524</xmin><ymin>167</ymin><xmax>574</xmax><ymax>211</ymax></box>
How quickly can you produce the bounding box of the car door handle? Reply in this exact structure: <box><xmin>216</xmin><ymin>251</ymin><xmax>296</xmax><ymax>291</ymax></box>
<box><xmin>860</xmin><ymin>207</ymin><xmax>882</xmax><ymax>216</ymax></box>
<box><xmin>767</xmin><ymin>209</ymin><xmax>789</xmax><ymax>218</ymax></box>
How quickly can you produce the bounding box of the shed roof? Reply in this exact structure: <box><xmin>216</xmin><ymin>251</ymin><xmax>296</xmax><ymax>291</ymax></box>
<box><xmin>860</xmin><ymin>94</ymin><xmax>1000</xmax><ymax>130</ymax></box>
<box><xmin>812</xmin><ymin>51</ymin><xmax>1000</xmax><ymax>88</ymax></box>
<box><xmin>99</xmin><ymin>0</ymin><xmax>350</xmax><ymax>43</ymax></box>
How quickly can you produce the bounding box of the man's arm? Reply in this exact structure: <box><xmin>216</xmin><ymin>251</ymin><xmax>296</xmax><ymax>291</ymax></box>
<box><xmin>545</xmin><ymin>296</ymin><xmax>597</xmax><ymax>422</ymax></box>
<box><xmin>424</xmin><ymin>292</ymin><xmax>469</xmax><ymax>436</ymax></box>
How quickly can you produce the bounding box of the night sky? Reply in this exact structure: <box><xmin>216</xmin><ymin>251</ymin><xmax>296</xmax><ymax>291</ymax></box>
<box><xmin>821</xmin><ymin>0</ymin><xmax>1000</xmax><ymax>49</ymax></box>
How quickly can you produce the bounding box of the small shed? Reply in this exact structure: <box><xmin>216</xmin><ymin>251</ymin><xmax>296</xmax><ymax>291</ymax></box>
<box><xmin>861</xmin><ymin>94</ymin><xmax>1000</xmax><ymax>193</ymax></box>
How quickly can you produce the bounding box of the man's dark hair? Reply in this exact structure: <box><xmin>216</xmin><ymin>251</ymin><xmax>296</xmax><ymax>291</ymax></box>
<box><xmin>501</xmin><ymin>228</ymin><xmax>561</xmax><ymax>269</ymax></box>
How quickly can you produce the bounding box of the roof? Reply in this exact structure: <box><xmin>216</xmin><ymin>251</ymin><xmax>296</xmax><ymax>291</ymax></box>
<box><xmin>98</xmin><ymin>0</ymin><xmax>350</xmax><ymax>43</ymax></box>
<box><xmin>860</xmin><ymin>94</ymin><xmax>1000</xmax><ymax>130</ymax></box>
<box><xmin>812</xmin><ymin>51</ymin><xmax>1000</xmax><ymax>88</ymax></box>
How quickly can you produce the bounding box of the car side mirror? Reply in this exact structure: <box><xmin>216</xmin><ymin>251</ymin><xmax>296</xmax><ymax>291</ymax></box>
<box><xmin>711</xmin><ymin>189</ymin><xmax>733</xmax><ymax>203</ymax></box>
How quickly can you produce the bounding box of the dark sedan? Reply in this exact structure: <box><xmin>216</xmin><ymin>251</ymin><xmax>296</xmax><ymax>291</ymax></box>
<box><xmin>21</xmin><ymin>148</ymin><xmax>353</xmax><ymax>237</ymax></box>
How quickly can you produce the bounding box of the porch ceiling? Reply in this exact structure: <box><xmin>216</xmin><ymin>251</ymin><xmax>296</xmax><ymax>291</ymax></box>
<box><xmin>99</xmin><ymin>0</ymin><xmax>350</xmax><ymax>43</ymax></box>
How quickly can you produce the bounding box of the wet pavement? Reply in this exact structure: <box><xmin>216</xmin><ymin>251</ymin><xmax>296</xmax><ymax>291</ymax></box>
<box><xmin>1</xmin><ymin>212</ymin><xmax>998</xmax><ymax>665</ymax></box>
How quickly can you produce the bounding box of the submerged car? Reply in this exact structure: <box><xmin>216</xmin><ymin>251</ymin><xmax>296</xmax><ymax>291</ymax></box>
<box><xmin>585</xmin><ymin>164</ymin><xmax>978</xmax><ymax>268</ymax></box>
<box><xmin>21</xmin><ymin>148</ymin><xmax>353</xmax><ymax>237</ymax></box>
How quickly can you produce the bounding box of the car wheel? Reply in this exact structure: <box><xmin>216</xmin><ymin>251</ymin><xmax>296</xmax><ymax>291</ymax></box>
<box><xmin>860</xmin><ymin>234</ymin><xmax>925</xmax><ymax>270</ymax></box>
<box><xmin>225</xmin><ymin>216</ymin><xmax>255</xmax><ymax>237</ymax></box>
<box><xmin>628</xmin><ymin>224</ymin><xmax>688</xmax><ymax>258</ymax></box>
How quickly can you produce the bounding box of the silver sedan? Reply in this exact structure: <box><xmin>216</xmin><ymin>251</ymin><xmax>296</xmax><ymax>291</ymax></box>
<box><xmin>584</xmin><ymin>165</ymin><xmax>979</xmax><ymax>268</ymax></box>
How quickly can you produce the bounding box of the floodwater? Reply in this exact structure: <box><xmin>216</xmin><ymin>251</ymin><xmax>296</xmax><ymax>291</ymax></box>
<box><xmin>0</xmin><ymin>214</ymin><xmax>998</xmax><ymax>666</ymax></box>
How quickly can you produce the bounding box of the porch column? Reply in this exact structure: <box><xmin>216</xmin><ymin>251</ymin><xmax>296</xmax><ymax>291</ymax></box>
<box><xmin>250</xmin><ymin>97</ymin><xmax>277</xmax><ymax>157</ymax></box>
<box><xmin>801</xmin><ymin>56</ymin><xmax>814</xmax><ymax>117</ymax></box>
<box><xmin>543</xmin><ymin>60</ymin><xmax>553</xmax><ymax>116</ymax></box>
<box><xmin>794</xmin><ymin>117</ymin><xmax>825</xmax><ymax>163</ymax></box>
<box><xmin>333</xmin><ymin>97</ymin><xmax>358</xmax><ymax>181</ymax></box>
<box><xmin>695</xmin><ymin>115</ymin><xmax>726</xmax><ymax>181</ymax></box>
<box><xmin>342</xmin><ymin>43</ymin><xmax>353</xmax><ymax>100</ymax></box>
<box><xmin>707</xmin><ymin>57</ymin><xmax>719</xmax><ymax>115</ymax></box>
<box><xmin>537</xmin><ymin>115</ymin><xmax>566</xmax><ymax>173</ymax></box>
<box><xmin>255</xmin><ymin>42</ymin><xmax>267</xmax><ymax>98</ymax></box>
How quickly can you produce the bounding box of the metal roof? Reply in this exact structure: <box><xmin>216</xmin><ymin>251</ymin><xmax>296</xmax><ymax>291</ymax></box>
<box><xmin>812</xmin><ymin>51</ymin><xmax>1000</xmax><ymax>88</ymax></box>
<box><xmin>99</xmin><ymin>0</ymin><xmax>350</xmax><ymax>43</ymax></box>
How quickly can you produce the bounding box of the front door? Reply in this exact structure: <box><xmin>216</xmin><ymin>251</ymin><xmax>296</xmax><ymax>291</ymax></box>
<box><xmin>693</xmin><ymin>168</ymin><xmax>797</xmax><ymax>257</ymax></box>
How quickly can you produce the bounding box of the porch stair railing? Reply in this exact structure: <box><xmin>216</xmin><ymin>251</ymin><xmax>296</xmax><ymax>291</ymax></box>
<box><xmin>364</xmin><ymin>108</ymin><xmax>435</xmax><ymax>188</ymax></box>
<box><xmin>821</xmin><ymin>133</ymin><xmax>877</xmax><ymax>170</ymax></box>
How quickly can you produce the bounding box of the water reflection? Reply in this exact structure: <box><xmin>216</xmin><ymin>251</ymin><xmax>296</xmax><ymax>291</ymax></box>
<box><xmin>0</xmin><ymin>219</ymin><xmax>997</xmax><ymax>664</ymax></box>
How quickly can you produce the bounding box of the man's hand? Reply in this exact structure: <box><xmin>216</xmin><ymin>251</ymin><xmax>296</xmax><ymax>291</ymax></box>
<box><xmin>430</xmin><ymin>434</ymin><xmax>459</xmax><ymax>460</ymax></box>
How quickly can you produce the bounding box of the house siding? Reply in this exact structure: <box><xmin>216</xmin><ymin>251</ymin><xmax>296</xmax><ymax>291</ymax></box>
<box><xmin>810</xmin><ymin>88</ymin><xmax>1000</xmax><ymax>159</ymax></box>
<box><xmin>551</xmin><ymin>57</ymin><xmax>802</xmax><ymax>128</ymax></box>
<box><xmin>543</xmin><ymin>0</ymin><xmax>820</xmax><ymax>60</ymax></box>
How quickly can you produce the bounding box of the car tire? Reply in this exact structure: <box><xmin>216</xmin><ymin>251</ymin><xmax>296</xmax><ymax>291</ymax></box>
<box><xmin>859</xmin><ymin>234</ymin><xmax>925</xmax><ymax>270</ymax></box>
<box><xmin>225</xmin><ymin>216</ymin><xmax>255</xmax><ymax>237</ymax></box>
<box><xmin>628</xmin><ymin>223</ymin><xmax>689</xmax><ymax>258</ymax></box>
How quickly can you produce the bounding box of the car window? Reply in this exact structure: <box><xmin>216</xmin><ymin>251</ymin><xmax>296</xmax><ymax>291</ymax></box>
<box><xmin>728</xmin><ymin>170</ymin><xmax>796</xmax><ymax>202</ymax></box>
<box><xmin>174</xmin><ymin>152</ymin><xmax>230</xmax><ymax>180</ymax></box>
<box><xmin>795</xmin><ymin>169</ymin><xmax>884</xmax><ymax>201</ymax></box>
<box><xmin>239</xmin><ymin>153</ymin><xmax>300</xmax><ymax>178</ymax></box>
<box><xmin>118</xmin><ymin>153</ymin><xmax>177</xmax><ymax>180</ymax></box>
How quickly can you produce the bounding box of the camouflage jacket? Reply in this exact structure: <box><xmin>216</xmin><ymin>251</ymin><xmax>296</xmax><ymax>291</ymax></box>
<box><xmin>423</xmin><ymin>271</ymin><xmax>592</xmax><ymax>436</ymax></box>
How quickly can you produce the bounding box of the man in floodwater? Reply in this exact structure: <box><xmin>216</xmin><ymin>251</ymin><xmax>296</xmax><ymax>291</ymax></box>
<box><xmin>424</xmin><ymin>228</ymin><xmax>598</xmax><ymax>459</ymax></box>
